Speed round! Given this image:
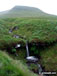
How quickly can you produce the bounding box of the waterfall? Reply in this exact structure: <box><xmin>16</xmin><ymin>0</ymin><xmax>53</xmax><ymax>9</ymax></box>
<box><xmin>26</xmin><ymin>41</ymin><xmax>29</xmax><ymax>57</ymax></box>
<box><xmin>25</xmin><ymin>41</ymin><xmax>43</xmax><ymax>75</ymax></box>
<box><xmin>9</xmin><ymin>26</ymin><xmax>44</xmax><ymax>75</ymax></box>
<box><xmin>37</xmin><ymin>64</ymin><xmax>42</xmax><ymax>74</ymax></box>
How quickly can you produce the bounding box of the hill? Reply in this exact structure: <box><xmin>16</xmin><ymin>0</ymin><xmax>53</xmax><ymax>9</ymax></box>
<box><xmin>0</xmin><ymin>7</ymin><xmax>57</xmax><ymax>75</ymax></box>
<box><xmin>0</xmin><ymin>6</ymin><xmax>56</xmax><ymax>18</ymax></box>
<box><xmin>0</xmin><ymin>18</ymin><xmax>57</xmax><ymax>48</ymax></box>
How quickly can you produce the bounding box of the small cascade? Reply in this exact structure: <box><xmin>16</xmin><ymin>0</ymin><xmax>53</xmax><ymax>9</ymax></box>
<box><xmin>9</xmin><ymin>26</ymin><xmax>43</xmax><ymax>75</ymax></box>
<box><xmin>15</xmin><ymin>44</ymin><xmax>21</xmax><ymax>48</ymax></box>
<box><xmin>9</xmin><ymin>26</ymin><xmax>18</xmax><ymax>34</ymax></box>
<box><xmin>26</xmin><ymin>41</ymin><xmax>30</xmax><ymax>57</ymax></box>
<box><xmin>37</xmin><ymin>64</ymin><xmax>42</xmax><ymax>74</ymax></box>
<box><xmin>13</xmin><ymin>35</ymin><xmax>20</xmax><ymax>38</ymax></box>
<box><xmin>9</xmin><ymin>29</ymin><xmax>12</xmax><ymax>33</ymax></box>
<box><xmin>25</xmin><ymin>41</ymin><xmax>43</xmax><ymax>75</ymax></box>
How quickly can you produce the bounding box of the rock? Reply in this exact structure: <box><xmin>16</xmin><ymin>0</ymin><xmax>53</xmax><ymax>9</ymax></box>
<box><xmin>26</xmin><ymin>56</ymin><xmax>38</xmax><ymax>63</ymax></box>
<box><xmin>15</xmin><ymin>44</ymin><xmax>21</xmax><ymax>48</ymax></box>
<box><xmin>13</xmin><ymin>35</ymin><xmax>20</xmax><ymax>38</ymax></box>
<box><xmin>12</xmin><ymin>26</ymin><xmax>18</xmax><ymax>31</ymax></box>
<box><xmin>9</xmin><ymin>29</ymin><xmax>12</xmax><ymax>33</ymax></box>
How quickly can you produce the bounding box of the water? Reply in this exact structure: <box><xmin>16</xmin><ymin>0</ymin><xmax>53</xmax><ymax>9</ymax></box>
<box><xmin>9</xmin><ymin>26</ymin><xmax>18</xmax><ymax>34</ymax></box>
<box><xmin>13</xmin><ymin>26</ymin><xmax>18</xmax><ymax>30</ymax></box>
<box><xmin>25</xmin><ymin>41</ymin><xmax>43</xmax><ymax>75</ymax></box>
<box><xmin>9</xmin><ymin>29</ymin><xmax>12</xmax><ymax>33</ymax></box>
<box><xmin>26</xmin><ymin>41</ymin><xmax>29</xmax><ymax>57</ymax></box>
<box><xmin>9</xmin><ymin>27</ymin><xmax>43</xmax><ymax>75</ymax></box>
<box><xmin>15</xmin><ymin>44</ymin><xmax>21</xmax><ymax>48</ymax></box>
<box><xmin>37</xmin><ymin>64</ymin><xmax>42</xmax><ymax>74</ymax></box>
<box><xmin>13</xmin><ymin>35</ymin><xmax>20</xmax><ymax>38</ymax></box>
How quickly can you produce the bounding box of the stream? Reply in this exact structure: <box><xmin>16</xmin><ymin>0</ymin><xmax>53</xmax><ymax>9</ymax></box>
<box><xmin>26</xmin><ymin>41</ymin><xmax>30</xmax><ymax>57</ymax></box>
<box><xmin>9</xmin><ymin>26</ymin><xmax>49</xmax><ymax>76</ymax></box>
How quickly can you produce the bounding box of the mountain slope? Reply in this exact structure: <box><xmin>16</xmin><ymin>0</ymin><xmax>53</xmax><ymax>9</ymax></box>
<box><xmin>0</xmin><ymin>6</ymin><xmax>54</xmax><ymax>18</ymax></box>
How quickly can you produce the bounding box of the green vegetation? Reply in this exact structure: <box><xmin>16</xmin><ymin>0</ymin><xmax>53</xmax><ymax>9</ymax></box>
<box><xmin>0</xmin><ymin>6</ymin><xmax>57</xmax><ymax>18</ymax></box>
<box><xmin>0</xmin><ymin>18</ymin><xmax>57</xmax><ymax>48</ymax></box>
<box><xmin>0</xmin><ymin>17</ymin><xmax>57</xmax><ymax>74</ymax></box>
<box><xmin>0</xmin><ymin>17</ymin><xmax>57</xmax><ymax>72</ymax></box>
<box><xmin>40</xmin><ymin>44</ymin><xmax>57</xmax><ymax>71</ymax></box>
<box><xmin>0</xmin><ymin>6</ymin><xmax>54</xmax><ymax>18</ymax></box>
<box><xmin>30</xmin><ymin>45</ymin><xmax>39</xmax><ymax>55</ymax></box>
<box><xmin>0</xmin><ymin>51</ymin><xmax>37</xmax><ymax>76</ymax></box>
<box><xmin>11</xmin><ymin>48</ymin><xmax>16</xmax><ymax>53</ymax></box>
<box><xmin>0</xmin><ymin>6</ymin><xmax>57</xmax><ymax>75</ymax></box>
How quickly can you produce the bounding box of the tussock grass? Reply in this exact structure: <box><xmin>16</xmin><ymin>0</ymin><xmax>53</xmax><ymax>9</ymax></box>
<box><xmin>40</xmin><ymin>44</ymin><xmax>57</xmax><ymax>71</ymax></box>
<box><xmin>0</xmin><ymin>18</ymin><xmax>57</xmax><ymax>48</ymax></box>
<box><xmin>0</xmin><ymin>17</ymin><xmax>57</xmax><ymax>73</ymax></box>
<box><xmin>0</xmin><ymin>51</ymin><xmax>37</xmax><ymax>76</ymax></box>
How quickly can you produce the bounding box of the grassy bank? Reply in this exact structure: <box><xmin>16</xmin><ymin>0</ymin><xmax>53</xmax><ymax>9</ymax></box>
<box><xmin>40</xmin><ymin>44</ymin><xmax>57</xmax><ymax>72</ymax></box>
<box><xmin>0</xmin><ymin>51</ymin><xmax>37</xmax><ymax>76</ymax></box>
<box><xmin>0</xmin><ymin>17</ymin><xmax>57</xmax><ymax>75</ymax></box>
<box><xmin>0</xmin><ymin>18</ymin><xmax>57</xmax><ymax>46</ymax></box>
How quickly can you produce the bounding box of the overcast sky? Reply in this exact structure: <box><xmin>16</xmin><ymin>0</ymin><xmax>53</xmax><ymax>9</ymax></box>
<box><xmin>0</xmin><ymin>0</ymin><xmax>57</xmax><ymax>15</ymax></box>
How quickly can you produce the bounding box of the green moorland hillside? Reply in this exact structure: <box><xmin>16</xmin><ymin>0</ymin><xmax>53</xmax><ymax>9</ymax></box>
<box><xmin>0</xmin><ymin>51</ymin><xmax>37</xmax><ymax>76</ymax></box>
<box><xmin>40</xmin><ymin>43</ymin><xmax>57</xmax><ymax>71</ymax></box>
<box><xmin>0</xmin><ymin>17</ymin><xmax>57</xmax><ymax>75</ymax></box>
<box><xmin>0</xmin><ymin>6</ymin><xmax>56</xmax><ymax>18</ymax></box>
<box><xmin>0</xmin><ymin>18</ymin><xmax>57</xmax><ymax>46</ymax></box>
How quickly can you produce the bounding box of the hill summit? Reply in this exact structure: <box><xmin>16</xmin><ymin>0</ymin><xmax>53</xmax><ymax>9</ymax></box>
<box><xmin>0</xmin><ymin>6</ymin><xmax>48</xmax><ymax>18</ymax></box>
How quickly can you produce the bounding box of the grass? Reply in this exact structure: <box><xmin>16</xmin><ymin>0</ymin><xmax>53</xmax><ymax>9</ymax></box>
<box><xmin>0</xmin><ymin>51</ymin><xmax>37</xmax><ymax>76</ymax></box>
<box><xmin>0</xmin><ymin>17</ymin><xmax>57</xmax><ymax>75</ymax></box>
<box><xmin>0</xmin><ymin>18</ymin><xmax>57</xmax><ymax>47</ymax></box>
<box><xmin>40</xmin><ymin>44</ymin><xmax>57</xmax><ymax>71</ymax></box>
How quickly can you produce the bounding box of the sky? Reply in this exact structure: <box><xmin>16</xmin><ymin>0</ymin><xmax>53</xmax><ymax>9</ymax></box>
<box><xmin>0</xmin><ymin>0</ymin><xmax>57</xmax><ymax>15</ymax></box>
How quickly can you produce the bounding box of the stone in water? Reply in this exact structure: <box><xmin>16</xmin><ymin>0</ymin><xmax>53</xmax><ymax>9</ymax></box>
<box><xmin>9</xmin><ymin>30</ymin><xmax>12</xmax><ymax>33</ymax></box>
<box><xmin>15</xmin><ymin>44</ymin><xmax>21</xmax><ymax>48</ymax></box>
<box><xmin>26</xmin><ymin>56</ymin><xmax>38</xmax><ymax>62</ymax></box>
<box><xmin>13</xmin><ymin>35</ymin><xmax>19</xmax><ymax>38</ymax></box>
